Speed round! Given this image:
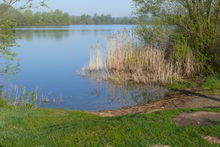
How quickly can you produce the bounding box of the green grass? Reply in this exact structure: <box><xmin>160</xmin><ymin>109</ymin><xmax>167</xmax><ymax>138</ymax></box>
<box><xmin>0</xmin><ymin>106</ymin><xmax>220</xmax><ymax>147</ymax></box>
<box><xmin>202</xmin><ymin>76</ymin><xmax>220</xmax><ymax>90</ymax></box>
<box><xmin>0</xmin><ymin>98</ymin><xmax>8</xmax><ymax>107</ymax></box>
<box><xmin>167</xmin><ymin>80</ymin><xmax>198</xmax><ymax>90</ymax></box>
<box><xmin>167</xmin><ymin>76</ymin><xmax>220</xmax><ymax>95</ymax></box>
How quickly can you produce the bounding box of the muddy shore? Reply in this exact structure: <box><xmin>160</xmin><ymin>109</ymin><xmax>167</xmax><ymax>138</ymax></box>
<box><xmin>94</xmin><ymin>89</ymin><xmax>220</xmax><ymax>117</ymax></box>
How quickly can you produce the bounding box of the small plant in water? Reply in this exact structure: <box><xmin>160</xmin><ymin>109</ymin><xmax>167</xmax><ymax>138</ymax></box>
<box><xmin>0</xmin><ymin>85</ymin><xmax>64</xmax><ymax>107</ymax></box>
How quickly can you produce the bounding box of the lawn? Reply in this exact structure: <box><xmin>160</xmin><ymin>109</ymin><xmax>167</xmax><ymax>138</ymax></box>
<box><xmin>0</xmin><ymin>106</ymin><xmax>219</xmax><ymax>147</ymax></box>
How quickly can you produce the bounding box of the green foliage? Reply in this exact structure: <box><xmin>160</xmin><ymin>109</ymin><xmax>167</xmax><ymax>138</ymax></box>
<box><xmin>0</xmin><ymin>1</ymin><xmax>48</xmax><ymax>75</ymax></box>
<box><xmin>31</xmin><ymin>92</ymin><xmax>37</xmax><ymax>105</ymax></box>
<box><xmin>167</xmin><ymin>75</ymin><xmax>220</xmax><ymax>91</ymax></box>
<box><xmin>133</xmin><ymin>0</ymin><xmax>220</xmax><ymax>75</ymax></box>
<box><xmin>0</xmin><ymin>4</ymin><xmax>18</xmax><ymax>76</ymax></box>
<box><xmin>0</xmin><ymin>17</ymin><xmax>17</xmax><ymax>60</ymax></box>
<box><xmin>0</xmin><ymin>107</ymin><xmax>219</xmax><ymax>146</ymax></box>
<box><xmin>3</xmin><ymin>7</ymin><xmax>136</xmax><ymax>25</ymax></box>
<box><xmin>167</xmin><ymin>80</ymin><xmax>198</xmax><ymax>90</ymax></box>
<box><xmin>174</xmin><ymin>42</ymin><xmax>192</xmax><ymax>62</ymax></box>
<box><xmin>0</xmin><ymin>98</ymin><xmax>8</xmax><ymax>107</ymax></box>
<box><xmin>203</xmin><ymin>76</ymin><xmax>220</xmax><ymax>89</ymax></box>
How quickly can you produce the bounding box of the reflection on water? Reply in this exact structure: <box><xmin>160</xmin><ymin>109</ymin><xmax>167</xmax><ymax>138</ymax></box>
<box><xmin>0</xmin><ymin>60</ymin><xmax>20</xmax><ymax>76</ymax></box>
<box><xmin>1</xmin><ymin>25</ymin><xmax>169</xmax><ymax>111</ymax></box>
<box><xmin>39</xmin><ymin>80</ymin><xmax>169</xmax><ymax>111</ymax></box>
<box><xmin>107</xmin><ymin>83</ymin><xmax>168</xmax><ymax>107</ymax></box>
<box><xmin>16</xmin><ymin>29</ymin><xmax>114</xmax><ymax>41</ymax></box>
<box><xmin>88</xmin><ymin>82</ymin><xmax>169</xmax><ymax>110</ymax></box>
<box><xmin>17</xmin><ymin>30</ymin><xmax>71</xmax><ymax>41</ymax></box>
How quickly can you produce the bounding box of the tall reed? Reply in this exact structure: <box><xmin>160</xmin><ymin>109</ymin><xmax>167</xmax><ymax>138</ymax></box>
<box><xmin>82</xmin><ymin>31</ymin><xmax>194</xmax><ymax>83</ymax></box>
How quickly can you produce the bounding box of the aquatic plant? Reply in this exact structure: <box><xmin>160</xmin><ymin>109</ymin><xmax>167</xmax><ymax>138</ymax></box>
<box><xmin>0</xmin><ymin>85</ymin><xmax>64</xmax><ymax>106</ymax></box>
<box><xmin>82</xmin><ymin>31</ymin><xmax>195</xmax><ymax>83</ymax></box>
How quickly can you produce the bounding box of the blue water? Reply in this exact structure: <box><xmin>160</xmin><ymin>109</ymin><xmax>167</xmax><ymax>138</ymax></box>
<box><xmin>0</xmin><ymin>25</ymin><xmax>168</xmax><ymax>111</ymax></box>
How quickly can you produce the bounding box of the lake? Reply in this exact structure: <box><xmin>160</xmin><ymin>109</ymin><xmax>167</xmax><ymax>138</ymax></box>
<box><xmin>0</xmin><ymin>25</ymin><xmax>169</xmax><ymax>111</ymax></box>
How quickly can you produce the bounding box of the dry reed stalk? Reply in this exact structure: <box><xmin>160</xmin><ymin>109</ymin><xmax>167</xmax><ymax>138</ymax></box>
<box><xmin>82</xmin><ymin>31</ymin><xmax>194</xmax><ymax>83</ymax></box>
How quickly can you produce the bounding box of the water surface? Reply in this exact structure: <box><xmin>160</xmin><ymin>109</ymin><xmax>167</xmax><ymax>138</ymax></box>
<box><xmin>0</xmin><ymin>25</ymin><xmax>168</xmax><ymax>111</ymax></box>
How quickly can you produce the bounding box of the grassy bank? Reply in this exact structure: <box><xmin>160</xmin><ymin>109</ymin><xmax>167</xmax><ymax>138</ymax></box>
<box><xmin>167</xmin><ymin>76</ymin><xmax>220</xmax><ymax>95</ymax></box>
<box><xmin>0</xmin><ymin>105</ymin><xmax>219</xmax><ymax>147</ymax></box>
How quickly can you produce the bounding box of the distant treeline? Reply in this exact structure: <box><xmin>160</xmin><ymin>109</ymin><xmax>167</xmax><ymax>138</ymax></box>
<box><xmin>1</xmin><ymin>4</ymin><xmax>136</xmax><ymax>25</ymax></box>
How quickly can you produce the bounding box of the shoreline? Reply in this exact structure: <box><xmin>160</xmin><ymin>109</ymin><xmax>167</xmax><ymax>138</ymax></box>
<box><xmin>94</xmin><ymin>89</ymin><xmax>220</xmax><ymax>117</ymax></box>
<box><xmin>16</xmin><ymin>24</ymin><xmax>135</xmax><ymax>27</ymax></box>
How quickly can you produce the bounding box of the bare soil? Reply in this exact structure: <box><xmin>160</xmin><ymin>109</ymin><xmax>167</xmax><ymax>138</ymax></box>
<box><xmin>94</xmin><ymin>90</ymin><xmax>220</xmax><ymax>117</ymax></box>
<box><xmin>175</xmin><ymin>112</ymin><xmax>220</xmax><ymax>126</ymax></box>
<box><xmin>203</xmin><ymin>136</ymin><xmax>220</xmax><ymax>144</ymax></box>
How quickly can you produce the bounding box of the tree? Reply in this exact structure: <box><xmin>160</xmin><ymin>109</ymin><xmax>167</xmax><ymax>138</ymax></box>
<box><xmin>133</xmin><ymin>0</ymin><xmax>220</xmax><ymax>75</ymax></box>
<box><xmin>33</xmin><ymin>12</ymin><xmax>43</xmax><ymax>24</ymax></box>
<box><xmin>23</xmin><ymin>10</ymin><xmax>33</xmax><ymax>25</ymax></box>
<box><xmin>0</xmin><ymin>4</ymin><xmax>16</xmax><ymax>60</ymax></box>
<box><xmin>0</xmin><ymin>0</ymin><xmax>47</xmax><ymax>74</ymax></box>
<box><xmin>63</xmin><ymin>13</ymin><xmax>70</xmax><ymax>24</ymax></box>
<box><xmin>80</xmin><ymin>14</ymin><xmax>94</xmax><ymax>24</ymax></box>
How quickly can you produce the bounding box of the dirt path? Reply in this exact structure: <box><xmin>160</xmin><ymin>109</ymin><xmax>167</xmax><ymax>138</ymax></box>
<box><xmin>94</xmin><ymin>90</ymin><xmax>220</xmax><ymax>117</ymax></box>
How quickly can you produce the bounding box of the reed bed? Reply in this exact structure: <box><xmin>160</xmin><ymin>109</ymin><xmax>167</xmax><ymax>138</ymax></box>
<box><xmin>82</xmin><ymin>31</ymin><xmax>194</xmax><ymax>83</ymax></box>
<box><xmin>0</xmin><ymin>85</ymin><xmax>64</xmax><ymax>106</ymax></box>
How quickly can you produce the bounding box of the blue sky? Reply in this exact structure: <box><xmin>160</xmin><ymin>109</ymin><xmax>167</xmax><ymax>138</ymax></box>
<box><xmin>0</xmin><ymin>0</ymin><xmax>134</xmax><ymax>17</ymax></box>
<box><xmin>46</xmin><ymin>0</ymin><xmax>133</xmax><ymax>17</ymax></box>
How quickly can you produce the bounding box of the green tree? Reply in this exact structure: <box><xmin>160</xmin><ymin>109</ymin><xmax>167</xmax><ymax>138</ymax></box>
<box><xmin>33</xmin><ymin>12</ymin><xmax>43</xmax><ymax>24</ymax></box>
<box><xmin>80</xmin><ymin>14</ymin><xmax>94</xmax><ymax>24</ymax></box>
<box><xmin>23</xmin><ymin>10</ymin><xmax>33</xmax><ymax>25</ymax></box>
<box><xmin>133</xmin><ymin>0</ymin><xmax>220</xmax><ymax>75</ymax></box>
<box><xmin>63</xmin><ymin>12</ymin><xmax>70</xmax><ymax>24</ymax></box>
<box><xmin>0</xmin><ymin>4</ymin><xmax>16</xmax><ymax>60</ymax></box>
<box><xmin>0</xmin><ymin>0</ymin><xmax>47</xmax><ymax>74</ymax></box>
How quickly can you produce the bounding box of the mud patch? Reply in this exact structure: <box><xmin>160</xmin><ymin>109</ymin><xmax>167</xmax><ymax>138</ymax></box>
<box><xmin>175</xmin><ymin>112</ymin><xmax>220</xmax><ymax>126</ymax></box>
<box><xmin>203</xmin><ymin>136</ymin><xmax>220</xmax><ymax>144</ymax></box>
<box><xmin>94</xmin><ymin>91</ymin><xmax>220</xmax><ymax>117</ymax></box>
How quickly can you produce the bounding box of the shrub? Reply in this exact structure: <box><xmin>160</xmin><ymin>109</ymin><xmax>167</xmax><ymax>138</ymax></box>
<box><xmin>133</xmin><ymin>0</ymin><xmax>220</xmax><ymax>75</ymax></box>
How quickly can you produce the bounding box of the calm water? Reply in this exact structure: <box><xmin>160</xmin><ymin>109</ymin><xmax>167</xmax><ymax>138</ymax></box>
<box><xmin>0</xmin><ymin>25</ymin><xmax>169</xmax><ymax>111</ymax></box>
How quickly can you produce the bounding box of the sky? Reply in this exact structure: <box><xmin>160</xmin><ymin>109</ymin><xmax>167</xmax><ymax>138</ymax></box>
<box><xmin>0</xmin><ymin>0</ymin><xmax>134</xmax><ymax>17</ymax></box>
<box><xmin>44</xmin><ymin>0</ymin><xmax>134</xmax><ymax>17</ymax></box>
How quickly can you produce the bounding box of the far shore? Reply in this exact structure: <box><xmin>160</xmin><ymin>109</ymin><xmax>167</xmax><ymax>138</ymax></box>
<box><xmin>17</xmin><ymin>24</ymin><xmax>135</xmax><ymax>27</ymax></box>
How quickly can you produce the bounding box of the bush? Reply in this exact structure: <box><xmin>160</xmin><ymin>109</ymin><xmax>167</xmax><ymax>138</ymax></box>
<box><xmin>173</xmin><ymin>42</ymin><xmax>195</xmax><ymax>76</ymax></box>
<box><xmin>133</xmin><ymin>0</ymin><xmax>220</xmax><ymax>75</ymax></box>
